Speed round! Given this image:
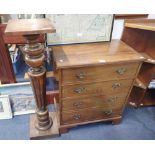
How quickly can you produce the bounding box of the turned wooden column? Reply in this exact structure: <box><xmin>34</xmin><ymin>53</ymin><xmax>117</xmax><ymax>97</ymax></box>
<box><xmin>23</xmin><ymin>34</ymin><xmax>52</xmax><ymax>130</ymax></box>
<box><xmin>5</xmin><ymin>19</ymin><xmax>59</xmax><ymax>139</ymax></box>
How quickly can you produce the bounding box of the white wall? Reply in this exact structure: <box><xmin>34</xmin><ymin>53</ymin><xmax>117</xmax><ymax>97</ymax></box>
<box><xmin>112</xmin><ymin>19</ymin><xmax>124</xmax><ymax>39</ymax></box>
<box><xmin>148</xmin><ymin>14</ymin><xmax>155</xmax><ymax>18</ymax></box>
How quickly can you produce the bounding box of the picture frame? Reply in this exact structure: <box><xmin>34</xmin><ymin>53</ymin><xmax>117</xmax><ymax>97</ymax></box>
<box><xmin>0</xmin><ymin>95</ymin><xmax>12</xmax><ymax>119</ymax></box>
<box><xmin>0</xmin><ymin>82</ymin><xmax>36</xmax><ymax>116</ymax></box>
<box><xmin>46</xmin><ymin>14</ymin><xmax>114</xmax><ymax>45</ymax></box>
<box><xmin>10</xmin><ymin>96</ymin><xmax>36</xmax><ymax>116</ymax></box>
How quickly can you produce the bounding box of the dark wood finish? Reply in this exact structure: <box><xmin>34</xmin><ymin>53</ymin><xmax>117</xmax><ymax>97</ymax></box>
<box><xmin>62</xmin><ymin>79</ymin><xmax>133</xmax><ymax>98</ymax></box>
<box><xmin>25</xmin><ymin>72</ymin><xmax>59</xmax><ymax>105</ymax></box>
<box><xmin>24</xmin><ymin>71</ymin><xmax>55</xmax><ymax>80</ymax></box>
<box><xmin>62</xmin><ymin>93</ymin><xmax>126</xmax><ymax>111</ymax></box>
<box><xmin>46</xmin><ymin>90</ymin><xmax>59</xmax><ymax>104</ymax></box>
<box><xmin>22</xmin><ymin>34</ymin><xmax>53</xmax><ymax>131</ymax></box>
<box><xmin>125</xmin><ymin>19</ymin><xmax>155</xmax><ymax>31</ymax></box>
<box><xmin>53</xmin><ymin>40</ymin><xmax>143</xmax><ymax>69</ymax></box>
<box><xmin>128</xmin><ymin>86</ymin><xmax>146</xmax><ymax>107</ymax></box>
<box><xmin>134</xmin><ymin>78</ymin><xmax>147</xmax><ymax>90</ymax></box>
<box><xmin>122</xmin><ymin>19</ymin><xmax>155</xmax><ymax>107</ymax></box>
<box><xmin>142</xmin><ymin>89</ymin><xmax>155</xmax><ymax>106</ymax></box>
<box><xmin>0</xmin><ymin>23</ymin><xmax>57</xmax><ymax>104</ymax></box>
<box><xmin>59</xmin><ymin>115</ymin><xmax>122</xmax><ymax>134</ymax></box>
<box><xmin>4</xmin><ymin>34</ymin><xmax>45</xmax><ymax>44</ymax></box>
<box><xmin>112</xmin><ymin>118</ymin><xmax>122</xmax><ymax>124</ymax></box>
<box><xmin>59</xmin><ymin>127</ymin><xmax>69</xmax><ymax>134</ymax></box>
<box><xmin>121</xmin><ymin>27</ymin><xmax>148</xmax><ymax>53</ymax></box>
<box><xmin>0</xmin><ymin>22</ymin><xmax>57</xmax><ymax>104</ymax></box>
<box><xmin>1</xmin><ymin>24</ymin><xmax>45</xmax><ymax>44</ymax></box>
<box><xmin>61</xmin><ymin>62</ymin><xmax>139</xmax><ymax>85</ymax></box>
<box><xmin>0</xmin><ymin>23</ymin><xmax>45</xmax><ymax>84</ymax></box>
<box><xmin>115</xmin><ymin>14</ymin><xmax>148</xmax><ymax>19</ymax></box>
<box><xmin>53</xmin><ymin>40</ymin><xmax>143</xmax><ymax>134</ymax></box>
<box><xmin>0</xmin><ymin>25</ymin><xmax>16</xmax><ymax>84</ymax></box>
<box><xmin>61</xmin><ymin>107</ymin><xmax>121</xmax><ymax>125</ymax></box>
<box><xmin>138</xmin><ymin>63</ymin><xmax>155</xmax><ymax>87</ymax></box>
<box><xmin>30</xmin><ymin>112</ymin><xmax>59</xmax><ymax>140</ymax></box>
<box><xmin>5</xmin><ymin>19</ymin><xmax>56</xmax><ymax>35</ymax></box>
<box><xmin>5</xmin><ymin>19</ymin><xmax>58</xmax><ymax>139</ymax></box>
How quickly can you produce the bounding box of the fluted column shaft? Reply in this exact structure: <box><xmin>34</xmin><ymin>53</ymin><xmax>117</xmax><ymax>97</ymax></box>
<box><xmin>23</xmin><ymin>34</ymin><xmax>52</xmax><ymax>131</ymax></box>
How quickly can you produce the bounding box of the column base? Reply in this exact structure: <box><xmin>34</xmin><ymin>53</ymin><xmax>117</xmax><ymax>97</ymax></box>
<box><xmin>30</xmin><ymin>112</ymin><xmax>59</xmax><ymax>140</ymax></box>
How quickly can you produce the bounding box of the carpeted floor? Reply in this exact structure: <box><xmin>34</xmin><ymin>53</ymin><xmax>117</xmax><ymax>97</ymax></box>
<box><xmin>0</xmin><ymin>105</ymin><xmax>155</xmax><ymax>140</ymax></box>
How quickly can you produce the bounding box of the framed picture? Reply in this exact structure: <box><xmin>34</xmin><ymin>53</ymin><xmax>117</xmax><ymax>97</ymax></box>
<box><xmin>0</xmin><ymin>82</ymin><xmax>36</xmax><ymax>115</ymax></box>
<box><xmin>10</xmin><ymin>96</ymin><xmax>35</xmax><ymax>115</ymax></box>
<box><xmin>0</xmin><ymin>95</ymin><xmax>12</xmax><ymax>119</ymax></box>
<box><xmin>46</xmin><ymin>14</ymin><xmax>114</xmax><ymax>45</ymax></box>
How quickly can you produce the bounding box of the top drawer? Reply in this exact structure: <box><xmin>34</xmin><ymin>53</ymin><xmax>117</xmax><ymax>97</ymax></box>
<box><xmin>62</xmin><ymin>62</ymin><xmax>140</xmax><ymax>85</ymax></box>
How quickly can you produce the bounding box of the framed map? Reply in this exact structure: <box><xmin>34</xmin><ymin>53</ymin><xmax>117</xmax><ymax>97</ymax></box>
<box><xmin>46</xmin><ymin>14</ymin><xmax>114</xmax><ymax>45</ymax></box>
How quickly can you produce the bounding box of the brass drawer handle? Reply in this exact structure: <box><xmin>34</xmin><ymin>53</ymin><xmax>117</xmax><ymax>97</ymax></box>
<box><xmin>107</xmin><ymin>96</ymin><xmax>118</xmax><ymax>103</ymax></box>
<box><xmin>73</xmin><ymin>101</ymin><xmax>82</xmax><ymax>108</ymax></box>
<box><xmin>112</xmin><ymin>83</ymin><xmax>121</xmax><ymax>89</ymax></box>
<box><xmin>74</xmin><ymin>87</ymin><xmax>86</xmax><ymax>94</ymax></box>
<box><xmin>103</xmin><ymin>110</ymin><xmax>112</xmax><ymax>115</ymax></box>
<box><xmin>76</xmin><ymin>72</ymin><xmax>86</xmax><ymax>79</ymax></box>
<box><xmin>116</xmin><ymin>68</ymin><xmax>127</xmax><ymax>75</ymax></box>
<box><xmin>73</xmin><ymin>114</ymin><xmax>81</xmax><ymax>120</ymax></box>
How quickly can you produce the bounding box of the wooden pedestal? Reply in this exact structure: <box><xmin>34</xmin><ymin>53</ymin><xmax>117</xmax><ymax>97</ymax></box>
<box><xmin>5</xmin><ymin>19</ymin><xmax>57</xmax><ymax>139</ymax></box>
<box><xmin>30</xmin><ymin>112</ymin><xmax>59</xmax><ymax>140</ymax></box>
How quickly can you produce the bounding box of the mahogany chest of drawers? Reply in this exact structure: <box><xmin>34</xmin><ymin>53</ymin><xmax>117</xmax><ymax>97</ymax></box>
<box><xmin>52</xmin><ymin>40</ymin><xmax>144</xmax><ymax>133</ymax></box>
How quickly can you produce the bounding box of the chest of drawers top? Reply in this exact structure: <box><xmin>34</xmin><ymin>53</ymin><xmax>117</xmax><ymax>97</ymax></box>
<box><xmin>52</xmin><ymin>40</ymin><xmax>144</xmax><ymax>69</ymax></box>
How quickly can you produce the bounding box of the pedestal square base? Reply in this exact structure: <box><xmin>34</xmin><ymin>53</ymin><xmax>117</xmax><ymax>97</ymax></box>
<box><xmin>30</xmin><ymin>112</ymin><xmax>59</xmax><ymax>140</ymax></box>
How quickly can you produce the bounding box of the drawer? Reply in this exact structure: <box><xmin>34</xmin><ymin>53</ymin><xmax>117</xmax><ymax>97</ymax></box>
<box><xmin>62</xmin><ymin>93</ymin><xmax>127</xmax><ymax>111</ymax></box>
<box><xmin>62</xmin><ymin>79</ymin><xmax>133</xmax><ymax>98</ymax></box>
<box><xmin>61</xmin><ymin>107</ymin><xmax>121</xmax><ymax>125</ymax></box>
<box><xmin>62</xmin><ymin>63</ymin><xmax>139</xmax><ymax>85</ymax></box>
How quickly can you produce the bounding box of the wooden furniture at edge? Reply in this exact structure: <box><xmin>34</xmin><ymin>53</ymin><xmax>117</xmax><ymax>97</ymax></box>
<box><xmin>5</xmin><ymin>19</ymin><xmax>59</xmax><ymax>139</ymax></box>
<box><xmin>52</xmin><ymin>40</ymin><xmax>144</xmax><ymax>133</ymax></box>
<box><xmin>122</xmin><ymin>19</ymin><xmax>155</xmax><ymax>107</ymax></box>
<box><xmin>115</xmin><ymin>14</ymin><xmax>148</xmax><ymax>19</ymax></box>
<box><xmin>0</xmin><ymin>24</ymin><xmax>16</xmax><ymax>84</ymax></box>
<box><xmin>0</xmin><ymin>23</ymin><xmax>58</xmax><ymax>104</ymax></box>
<box><xmin>0</xmin><ymin>23</ymin><xmax>45</xmax><ymax>84</ymax></box>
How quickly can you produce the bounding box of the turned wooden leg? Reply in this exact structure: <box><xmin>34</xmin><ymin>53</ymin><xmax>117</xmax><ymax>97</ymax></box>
<box><xmin>112</xmin><ymin>117</ymin><xmax>122</xmax><ymax>125</ymax></box>
<box><xmin>23</xmin><ymin>34</ymin><xmax>52</xmax><ymax>131</ymax></box>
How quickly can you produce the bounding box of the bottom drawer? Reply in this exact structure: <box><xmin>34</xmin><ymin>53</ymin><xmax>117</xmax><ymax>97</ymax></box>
<box><xmin>61</xmin><ymin>107</ymin><xmax>121</xmax><ymax>125</ymax></box>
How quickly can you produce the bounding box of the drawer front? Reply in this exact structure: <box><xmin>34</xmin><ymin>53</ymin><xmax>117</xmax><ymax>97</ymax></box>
<box><xmin>61</xmin><ymin>107</ymin><xmax>121</xmax><ymax>125</ymax></box>
<box><xmin>62</xmin><ymin>79</ymin><xmax>133</xmax><ymax>98</ymax></box>
<box><xmin>62</xmin><ymin>63</ymin><xmax>139</xmax><ymax>85</ymax></box>
<box><xmin>62</xmin><ymin>93</ymin><xmax>126</xmax><ymax>111</ymax></box>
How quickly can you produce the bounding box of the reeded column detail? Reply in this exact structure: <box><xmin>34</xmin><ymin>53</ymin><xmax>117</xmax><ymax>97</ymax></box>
<box><xmin>23</xmin><ymin>34</ymin><xmax>52</xmax><ymax>131</ymax></box>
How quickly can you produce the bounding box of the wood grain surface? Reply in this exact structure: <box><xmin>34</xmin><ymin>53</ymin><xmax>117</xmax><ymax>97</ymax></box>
<box><xmin>62</xmin><ymin>79</ymin><xmax>133</xmax><ymax>98</ymax></box>
<box><xmin>61</xmin><ymin>62</ymin><xmax>140</xmax><ymax>85</ymax></box>
<box><xmin>5</xmin><ymin>19</ymin><xmax>56</xmax><ymax>35</ymax></box>
<box><xmin>53</xmin><ymin>40</ymin><xmax>144</xmax><ymax>69</ymax></box>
